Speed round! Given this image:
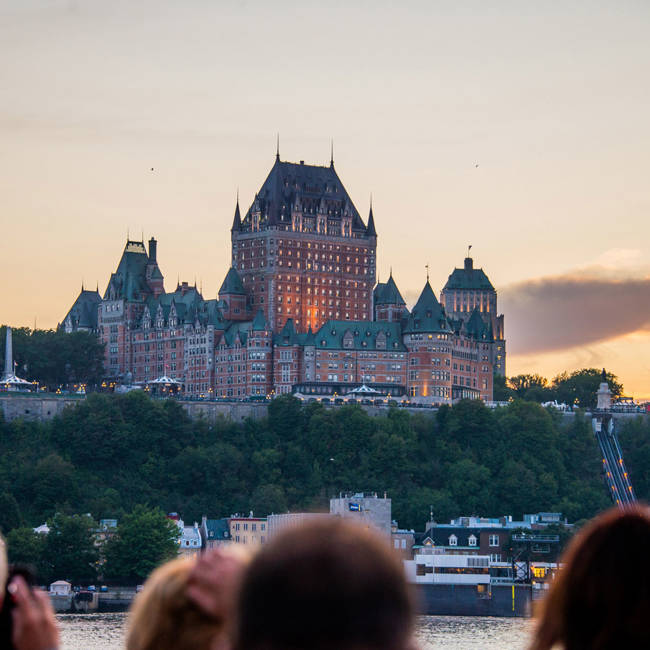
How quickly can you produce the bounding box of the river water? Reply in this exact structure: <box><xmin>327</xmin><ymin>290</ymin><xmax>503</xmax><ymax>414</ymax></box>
<box><xmin>58</xmin><ymin>613</ymin><xmax>533</xmax><ymax>649</ymax></box>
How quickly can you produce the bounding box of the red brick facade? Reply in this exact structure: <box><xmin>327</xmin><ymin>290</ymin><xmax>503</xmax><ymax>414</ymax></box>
<box><xmin>67</xmin><ymin>156</ymin><xmax>502</xmax><ymax>403</ymax></box>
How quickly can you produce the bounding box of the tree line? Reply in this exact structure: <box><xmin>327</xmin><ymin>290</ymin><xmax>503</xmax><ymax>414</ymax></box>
<box><xmin>3</xmin><ymin>390</ymin><xmax>646</xmax><ymax>535</ymax></box>
<box><xmin>0</xmin><ymin>326</ymin><xmax>105</xmax><ymax>389</ymax></box>
<box><xmin>5</xmin><ymin>507</ymin><xmax>179</xmax><ymax>585</ymax></box>
<box><xmin>493</xmin><ymin>368</ymin><xmax>624</xmax><ymax>408</ymax></box>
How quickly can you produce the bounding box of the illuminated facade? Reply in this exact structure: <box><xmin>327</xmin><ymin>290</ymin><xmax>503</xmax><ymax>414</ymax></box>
<box><xmin>231</xmin><ymin>155</ymin><xmax>377</xmax><ymax>333</ymax></box>
<box><xmin>61</xmin><ymin>155</ymin><xmax>504</xmax><ymax>403</ymax></box>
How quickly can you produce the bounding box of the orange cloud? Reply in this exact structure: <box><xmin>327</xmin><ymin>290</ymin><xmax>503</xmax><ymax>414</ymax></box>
<box><xmin>501</xmin><ymin>274</ymin><xmax>650</xmax><ymax>355</ymax></box>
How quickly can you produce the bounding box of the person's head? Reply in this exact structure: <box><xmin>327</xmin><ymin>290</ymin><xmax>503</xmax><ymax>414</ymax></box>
<box><xmin>126</xmin><ymin>555</ymin><xmax>227</xmax><ymax>650</ymax></box>
<box><xmin>0</xmin><ymin>534</ymin><xmax>6</xmax><ymax>608</ymax></box>
<box><xmin>234</xmin><ymin>518</ymin><xmax>414</xmax><ymax>650</ymax></box>
<box><xmin>531</xmin><ymin>505</ymin><xmax>650</xmax><ymax>650</ymax></box>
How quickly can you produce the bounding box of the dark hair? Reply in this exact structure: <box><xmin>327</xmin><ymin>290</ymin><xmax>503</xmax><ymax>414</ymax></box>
<box><xmin>531</xmin><ymin>505</ymin><xmax>650</xmax><ymax>650</ymax></box>
<box><xmin>234</xmin><ymin>518</ymin><xmax>414</xmax><ymax>650</ymax></box>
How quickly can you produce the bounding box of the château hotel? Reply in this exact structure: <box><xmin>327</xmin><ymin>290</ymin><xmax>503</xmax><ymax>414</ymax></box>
<box><xmin>61</xmin><ymin>154</ymin><xmax>505</xmax><ymax>404</ymax></box>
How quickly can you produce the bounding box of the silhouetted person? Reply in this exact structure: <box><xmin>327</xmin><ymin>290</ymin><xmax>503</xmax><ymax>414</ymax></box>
<box><xmin>531</xmin><ymin>505</ymin><xmax>650</xmax><ymax>650</ymax></box>
<box><xmin>0</xmin><ymin>534</ymin><xmax>59</xmax><ymax>650</ymax></box>
<box><xmin>233</xmin><ymin>518</ymin><xmax>416</xmax><ymax>650</ymax></box>
<box><xmin>128</xmin><ymin>546</ymin><xmax>250</xmax><ymax>650</ymax></box>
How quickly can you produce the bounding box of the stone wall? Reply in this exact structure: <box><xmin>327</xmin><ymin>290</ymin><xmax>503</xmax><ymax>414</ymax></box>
<box><xmin>179</xmin><ymin>400</ymin><xmax>268</xmax><ymax>422</ymax></box>
<box><xmin>0</xmin><ymin>394</ymin><xmax>84</xmax><ymax>422</ymax></box>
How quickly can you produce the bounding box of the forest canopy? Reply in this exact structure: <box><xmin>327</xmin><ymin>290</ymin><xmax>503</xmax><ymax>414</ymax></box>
<box><xmin>1</xmin><ymin>391</ymin><xmax>645</xmax><ymax>537</ymax></box>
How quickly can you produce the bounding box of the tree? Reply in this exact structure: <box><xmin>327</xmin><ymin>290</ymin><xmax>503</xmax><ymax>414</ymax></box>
<box><xmin>42</xmin><ymin>513</ymin><xmax>98</xmax><ymax>584</ymax></box>
<box><xmin>6</xmin><ymin>528</ymin><xmax>46</xmax><ymax>578</ymax></box>
<box><xmin>23</xmin><ymin>454</ymin><xmax>79</xmax><ymax>517</ymax></box>
<box><xmin>552</xmin><ymin>368</ymin><xmax>623</xmax><ymax>409</ymax></box>
<box><xmin>493</xmin><ymin>374</ymin><xmax>514</xmax><ymax>401</ymax></box>
<box><xmin>0</xmin><ymin>492</ymin><xmax>23</xmax><ymax>534</ymax></box>
<box><xmin>508</xmin><ymin>374</ymin><xmax>551</xmax><ymax>402</ymax></box>
<box><xmin>251</xmin><ymin>484</ymin><xmax>288</xmax><ymax>516</ymax></box>
<box><xmin>104</xmin><ymin>506</ymin><xmax>180</xmax><ymax>584</ymax></box>
<box><xmin>0</xmin><ymin>326</ymin><xmax>105</xmax><ymax>388</ymax></box>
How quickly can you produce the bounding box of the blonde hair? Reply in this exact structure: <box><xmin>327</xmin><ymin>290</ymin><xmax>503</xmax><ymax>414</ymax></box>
<box><xmin>126</xmin><ymin>556</ymin><xmax>223</xmax><ymax>650</ymax></box>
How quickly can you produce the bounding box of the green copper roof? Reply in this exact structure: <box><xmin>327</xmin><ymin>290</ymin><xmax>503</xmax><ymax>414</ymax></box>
<box><xmin>465</xmin><ymin>307</ymin><xmax>492</xmax><ymax>340</ymax></box>
<box><xmin>443</xmin><ymin>258</ymin><xmax>495</xmax><ymax>291</ymax></box>
<box><xmin>104</xmin><ymin>240</ymin><xmax>151</xmax><ymax>302</ymax></box>
<box><xmin>313</xmin><ymin>320</ymin><xmax>406</xmax><ymax>351</ymax></box>
<box><xmin>374</xmin><ymin>274</ymin><xmax>406</xmax><ymax>306</ymax></box>
<box><xmin>223</xmin><ymin>321</ymin><xmax>251</xmax><ymax>346</ymax></box>
<box><xmin>219</xmin><ymin>267</ymin><xmax>246</xmax><ymax>296</ymax></box>
<box><xmin>274</xmin><ymin>319</ymin><xmax>299</xmax><ymax>346</ymax></box>
<box><xmin>303</xmin><ymin>325</ymin><xmax>316</xmax><ymax>346</ymax></box>
<box><xmin>61</xmin><ymin>289</ymin><xmax>101</xmax><ymax>330</ymax></box>
<box><xmin>241</xmin><ymin>157</ymin><xmax>368</xmax><ymax>233</ymax></box>
<box><xmin>251</xmin><ymin>309</ymin><xmax>267</xmax><ymax>330</ymax></box>
<box><xmin>403</xmin><ymin>282</ymin><xmax>451</xmax><ymax>334</ymax></box>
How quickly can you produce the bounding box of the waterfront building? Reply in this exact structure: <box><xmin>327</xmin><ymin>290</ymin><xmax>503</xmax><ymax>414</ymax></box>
<box><xmin>61</xmin><ymin>153</ymin><xmax>505</xmax><ymax>402</ymax></box>
<box><xmin>177</xmin><ymin>519</ymin><xmax>202</xmax><ymax>556</ymax></box>
<box><xmin>229</xmin><ymin>514</ymin><xmax>267</xmax><ymax>545</ymax></box>
<box><xmin>418</xmin><ymin>512</ymin><xmax>567</xmax><ymax>563</ymax></box>
<box><xmin>329</xmin><ymin>492</ymin><xmax>392</xmax><ymax>536</ymax></box>
<box><xmin>266</xmin><ymin>512</ymin><xmax>334</xmax><ymax>539</ymax></box>
<box><xmin>199</xmin><ymin>516</ymin><xmax>232</xmax><ymax>549</ymax></box>
<box><xmin>405</xmin><ymin>550</ymin><xmax>491</xmax><ymax>586</ymax></box>
<box><xmin>391</xmin><ymin>521</ymin><xmax>415</xmax><ymax>559</ymax></box>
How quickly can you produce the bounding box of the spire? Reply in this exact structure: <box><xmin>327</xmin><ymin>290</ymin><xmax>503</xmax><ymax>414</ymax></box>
<box><xmin>231</xmin><ymin>192</ymin><xmax>242</xmax><ymax>232</ymax></box>
<box><xmin>366</xmin><ymin>198</ymin><xmax>377</xmax><ymax>237</ymax></box>
<box><xmin>330</xmin><ymin>138</ymin><xmax>334</xmax><ymax>167</ymax></box>
<box><xmin>276</xmin><ymin>133</ymin><xmax>280</xmax><ymax>161</ymax></box>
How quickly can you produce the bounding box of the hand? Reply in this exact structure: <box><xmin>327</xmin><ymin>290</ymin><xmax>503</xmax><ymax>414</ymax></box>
<box><xmin>187</xmin><ymin>547</ymin><xmax>248</xmax><ymax>620</ymax></box>
<box><xmin>10</xmin><ymin>575</ymin><xmax>60</xmax><ymax>650</ymax></box>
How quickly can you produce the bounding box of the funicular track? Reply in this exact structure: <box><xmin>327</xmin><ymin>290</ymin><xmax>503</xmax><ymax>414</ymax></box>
<box><xmin>592</xmin><ymin>414</ymin><xmax>636</xmax><ymax>506</ymax></box>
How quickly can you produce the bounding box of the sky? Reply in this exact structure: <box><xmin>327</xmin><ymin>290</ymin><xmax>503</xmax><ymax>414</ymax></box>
<box><xmin>1</xmin><ymin>1</ymin><xmax>649</xmax><ymax>397</ymax></box>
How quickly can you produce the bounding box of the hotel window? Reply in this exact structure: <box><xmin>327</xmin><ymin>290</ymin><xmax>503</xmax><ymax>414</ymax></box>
<box><xmin>489</xmin><ymin>535</ymin><xmax>499</xmax><ymax>547</ymax></box>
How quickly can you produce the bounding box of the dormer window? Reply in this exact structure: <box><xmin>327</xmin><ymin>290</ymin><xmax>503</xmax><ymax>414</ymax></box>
<box><xmin>448</xmin><ymin>534</ymin><xmax>457</xmax><ymax>546</ymax></box>
<box><xmin>468</xmin><ymin>534</ymin><xmax>477</xmax><ymax>547</ymax></box>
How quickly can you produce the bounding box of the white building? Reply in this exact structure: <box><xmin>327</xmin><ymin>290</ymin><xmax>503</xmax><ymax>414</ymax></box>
<box><xmin>405</xmin><ymin>548</ymin><xmax>490</xmax><ymax>585</ymax></box>
<box><xmin>329</xmin><ymin>492</ymin><xmax>392</xmax><ymax>536</ymax></box>
<box><xmin>178</xmin><ymin>519</ymin><xmax>202</xmax><ymax>556</ymax></box>
<box><xmin>49</xmin><ymin>580</ymin><xmax>72</xmax><ymax>595</ymax></box>
<box><xmin>267</xmin><ymin>512</ymin><xmax>335</xmax><ymax>539</ymax></box>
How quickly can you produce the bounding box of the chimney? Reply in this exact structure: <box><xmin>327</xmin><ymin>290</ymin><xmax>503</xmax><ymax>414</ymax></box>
<box><xmin>464</xmin><ymin>257</ymin><xmax>473</xmax><ymax>271</ymax></box>
<box><xmin>148</xmin><ymin>237</ymin><xmax>157</xmax><ymax>262</ymax></box>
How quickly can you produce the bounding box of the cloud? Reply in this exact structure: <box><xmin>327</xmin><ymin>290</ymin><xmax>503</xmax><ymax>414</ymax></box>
<box><xmin>501</xmin><ymin>274</ymin><xmax>650</xmax><ymax>355</ymax></box>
